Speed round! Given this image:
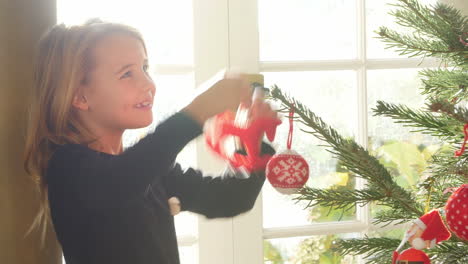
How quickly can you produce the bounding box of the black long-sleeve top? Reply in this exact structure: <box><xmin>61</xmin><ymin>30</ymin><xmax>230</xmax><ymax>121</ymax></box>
<box><xmin>46</xmin><ymin>111</ymin><xmax>275</xmax><ymax>264</ymax></box>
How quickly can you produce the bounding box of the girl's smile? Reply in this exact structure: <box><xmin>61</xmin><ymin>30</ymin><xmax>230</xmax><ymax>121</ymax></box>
<box><xmin>134</xmin><ymin>101</ymin><xmax>153</xmax><ymax>110</ymax></box>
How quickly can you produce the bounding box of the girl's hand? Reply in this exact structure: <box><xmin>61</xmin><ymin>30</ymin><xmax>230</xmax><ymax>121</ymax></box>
<box><xmin>249</xmin><ymin>99</ymin><xmax>278</xmax><ymax>121</ymax></box>
<box><xmin>183</xmin><ymin>71</ymin><xmax>252</xmax><ymax>125</ymax></box>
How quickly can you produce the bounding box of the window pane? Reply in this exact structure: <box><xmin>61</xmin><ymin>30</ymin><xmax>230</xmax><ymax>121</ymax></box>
<box><xmin>367</xmin><ymin>68</ymin><xmax>442</xmax><ymax>218</ymax></box>
<box><xmin>264</xmin><ymin>234</ymin><xmax>359</xmax><ymax>264</ymax></box>
<box><xmin>258</xmin><ymin>0</ymin><xmax>357</xmax><ymax>61</ymax></box>
<box><xmin>179</xmin><ymin>245</ymin><xmax>198</xmax><ymax>264</ymax></box>
<box><xmin>262</xmin><ymin>71</ymin><xmax>358</xmax><ymax>228</ymax></box>
<box><xmin>366</xmin><ymin>0</ymin><xmax>438</xmax><ymax>59</ymax></box>
<box><xmin>151</xmin><ymin>73</ymin><xmax>196</xmax><ymax>122</ymax></box>
<box><xmin>57</xmin><ymin>0</ymin><xmax>194</xmax><ymax>64</ymax></box>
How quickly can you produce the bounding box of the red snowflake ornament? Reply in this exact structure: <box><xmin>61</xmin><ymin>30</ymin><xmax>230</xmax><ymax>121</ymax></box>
<box><xmin>445</xmin><ymin>184</ymin><xmax>468</xmax><ymax>241</ymax></box>
<box><xmin>265</xmin><ymin>106</ymin><xmax>309</xmax><ymax>194</ymax></box>
<box><xmin>266</xmin><ymin>150</ymin><xmax>309</xmax><ymax>194</ymax></box>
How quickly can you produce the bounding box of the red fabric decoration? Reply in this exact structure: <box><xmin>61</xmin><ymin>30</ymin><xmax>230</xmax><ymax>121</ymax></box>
<box><xmin>454</xmin><ymin>123</ymin><xmax>468</xmax><ymax>157</ymax></box>
<box><xmin>445</xmin><ymin>184</ymin><xmax>468</xmax><ymax>241</ymax></box>
<box><xmin>266</xmin><ymin>107</ymin><xmax>309</xmax><ymax>194</ymax></box>
<box><xmin>205</xmin><ymin>110</ymin><xmax>281</xmax><ymax>172</ymax></box>
<box><xmin>394</xmin><ymin>210</ymin><xmax>450</xmax><ymax>255</ymax></box>
<box><xmin>414</xmin><ymin>209</ymin><xmax>451</xmax><ymax>244</ymax></box>
<box><xmin>392</xmin><ymin>248</ymin><xmax>431</xmax><ymax>264</ymax></box>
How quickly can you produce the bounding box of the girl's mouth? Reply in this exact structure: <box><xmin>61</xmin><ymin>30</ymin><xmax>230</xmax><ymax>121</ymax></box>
<box><xmin>134</xmin><ymin>101</ymin><xmax>153</xmax><ymax>110</ymax></box>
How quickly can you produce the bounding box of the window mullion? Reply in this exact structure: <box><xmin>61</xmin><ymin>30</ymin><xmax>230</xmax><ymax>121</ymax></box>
<box><xmin>263</xmin><ymin>221</ymin><xmax>369</xmax><ymax>239</ymax></box>
<box><xmin>227</xmin><ymin>0</ymin><xmax>264</xmax><ymax>263</ymax></box>
<box><xmin>357</xmin><ymin>0</ymin><xmax>370</xmax><ymax>263</ymax></box>
<box><xmin>259</xmin><ymin>57</ymin><xmax>441</xmax><ymax>72</ymax></box>
<box><xmin>192</xmin><ymin>0</ymin><xmax>234</xmax><ymax>264</ymax></box>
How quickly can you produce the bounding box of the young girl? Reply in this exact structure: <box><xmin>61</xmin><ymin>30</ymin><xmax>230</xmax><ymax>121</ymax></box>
<box><xmin>23</xmin><ymin>20</ymin><xmax>277</xmax><ymax>264</ymax></box>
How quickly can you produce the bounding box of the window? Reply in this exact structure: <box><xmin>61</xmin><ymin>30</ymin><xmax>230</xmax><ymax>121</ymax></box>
<box><xmin>257</xmin><ymin>0</ymin><xmax>440</xmax><ymax>263</ymax></box>
<box><xmin>57</xmin><ymin>0</ymin><xmax>441</xmax><ymax>263</ymax></box>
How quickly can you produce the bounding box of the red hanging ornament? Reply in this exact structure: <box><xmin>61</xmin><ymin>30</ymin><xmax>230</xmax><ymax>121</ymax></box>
<box><xmin>204</xmin><ymin>85</ymin><xmax>282</xmax><ymax>172</ymax></box>
<box><xmin>266</xmin><ymin>106</ymin><xmax>309</xmax><ymax>194</ymax></box>
<box><xmin>392</xmin><ymin>248</ymin><xmax>431</xmax><ymax>264</ymax></box>
<box><xmin>445</xmin><ymin>184</ymin><xmax>468</xmax><ymax>241</ymax></box>
<box><xmin>454</xmin><ymin>123</ymin><xmax>468</xmax><ymax>157</ymax></box>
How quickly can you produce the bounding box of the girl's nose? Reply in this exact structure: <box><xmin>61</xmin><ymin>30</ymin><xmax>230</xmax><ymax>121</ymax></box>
<box><xmin>147</xmin><ymin>82</ymin><xmax>156</xmax><ymax>99</ymax></box>
<box><xmin>141</xmin><ymin>74</ymin><xmax>155</xmax><ymax>95</ymax></box>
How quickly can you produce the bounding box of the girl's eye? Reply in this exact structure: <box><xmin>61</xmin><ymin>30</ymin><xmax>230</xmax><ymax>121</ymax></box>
<box><xmin>143</xmin><ymin>64</ymin><xmax>149</xmax><ymax>73</ymax></box>
<box><xmin>120</xmin><ymin>71</ymin><xmax>132</xmax><ymax>79</ymax></box>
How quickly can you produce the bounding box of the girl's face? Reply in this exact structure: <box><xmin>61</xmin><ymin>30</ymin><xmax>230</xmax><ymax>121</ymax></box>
<box><xmin>74</xmin><ymin>33</ymin><xmax>156</xmax><ymax>132</ymax></box>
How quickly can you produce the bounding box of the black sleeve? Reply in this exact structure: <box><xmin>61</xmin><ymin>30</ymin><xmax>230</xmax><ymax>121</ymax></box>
<box><xmin>163</xmin><ymin>142</ymin><xmax>276</xmax><ymax>219</ymax></box>
<box><xmin>49</xmin><ymin>111</ymin><xmax>203</xmax><ymax>212</ymax></box>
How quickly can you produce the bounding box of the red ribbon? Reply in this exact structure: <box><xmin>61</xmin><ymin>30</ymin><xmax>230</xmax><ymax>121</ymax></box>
<box><xmin>454</xmin><ymin>123</ymin><xmax>468</xmax><ymax>157</ymax></box>
<box><xmin>460</xmin><ymin>34</ymin><xmax>468</xmax><ymax>47</ymax></box>
<box><xmin>443</xmin><ymin>187</ymin><xmax>459</xmax><ymax>195</ymax></box>
<box><xmin>287</xmin><ymin>106</ymin><xmax>295</xmax><ymax>150</ymax></box>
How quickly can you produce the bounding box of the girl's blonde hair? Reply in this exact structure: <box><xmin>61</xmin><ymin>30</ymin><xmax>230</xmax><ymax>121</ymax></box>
<box><xmin>23</xmin><ymin>18</ymin><xmax>147</xmax><ymax>247</ymax></box>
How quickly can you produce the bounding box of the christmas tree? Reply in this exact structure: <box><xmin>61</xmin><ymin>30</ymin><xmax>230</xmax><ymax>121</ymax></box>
<box><xmin>267</xmin><ymin>0</ymin><xmax>467</xmax><ymax>263</ymax></box>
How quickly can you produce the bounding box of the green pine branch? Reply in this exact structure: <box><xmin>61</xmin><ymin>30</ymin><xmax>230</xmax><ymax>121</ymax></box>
<box><xmin>424</xmin><ymin>151</ymin><xmax>468</xmax><ymax>190</ymax></box>
<box><xmin>269</xmin><ymin>86</ymin><xmax>424</xmax><ymax>218</ymax></box>
<box><xmin>376</xmin><ymin>27</ymin><xmax>454</xmax><ymax>58</ymax></box>
<box><xmin>335</xmin><ymin>237</ymin><xmax>468</xmax><ymax>264</ymax></box>
<box><xmin>418</xmin><ymin>179</ymin><xmax>457</xmax><ymax>210</ymax></box>
<box><xmin>431</xmin><ymin>2</ymin><xmax>468</xmax><ymax>44</ymax></box>
<box><xmin>372</xmin><ymin>100</ymin><xmax>462</xmax><ymax>142</ymax></box>
<box><xmin>427</xmin><ymin>97</ymin><xmax>468</xmax><ymax>123</ymax></box>
<box><xmin>410</xmin><ymin>148</ymin><xmax>468</xmax><ymax>213</ymax></box>
<box><xmin>375</xmin><ymin>0</ymin><xmax>468</xmax><ymax>65</ymax></box>
<box><xmin>390</xmin><ymin>6</ymin><xmax>442</xmax><ymax>41</ymax></box>
<box><xmin>372</xmin><ymin>207</ymin><xmax>414</xmax><ymax>226</ymax></box>
<box><xmin>427</xmin><ymin>241</ymin><xmax>468</xmax><ymax>264</ymax></box>
<box><xmin>419</xmin><ymin>68</ymin><xmax>468</xmax><ymax>101</ymax></box>
<box><xmin>334</xmin><ymin>237</ymin><xmax>401</xmax><ymax>264</ymax></box>
<box><xmin>389</xmin><ymin>0</ymin><xmax>459</xmax><ymax>44</ymax></box>
<box><xmin>293</xmin><ymin>186</ymin><xmax>385</xmax><ymax>212</ymax></box>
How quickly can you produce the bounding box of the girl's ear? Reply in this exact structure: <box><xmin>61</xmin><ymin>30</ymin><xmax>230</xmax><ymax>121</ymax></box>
<box><xmin>72</xmin><ymin>89</ymin><xmax>89</xmax><ymax>111</ymax></box>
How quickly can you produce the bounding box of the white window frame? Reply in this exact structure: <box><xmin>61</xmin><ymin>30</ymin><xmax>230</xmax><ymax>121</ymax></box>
<box><xmin>190</xmin><ymin>0</ymin><xmax>441</xmax><ymax>263</ymax></box>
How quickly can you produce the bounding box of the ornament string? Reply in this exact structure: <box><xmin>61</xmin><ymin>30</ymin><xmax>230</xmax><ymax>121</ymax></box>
<box><xmin>424</xmin><ymin>185</ymin><xmax>433</xmax><ymax>214</ymax></box>
<box><xmin>443</xmin><ymin>186</ymin><xmax>459</xmax><ymax>194</ymax></box>
<box><xmin>454</xmin><ymin>123</ymin><xmax>468</xmax><ymax>157</ymax></box>
<box><xmin>287</xmin><ymin>106</ymin><xmax>295</xmax><ymax>150</ymax></box>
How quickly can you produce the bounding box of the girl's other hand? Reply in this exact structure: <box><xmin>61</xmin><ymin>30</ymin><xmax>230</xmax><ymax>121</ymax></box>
<box><xmin>183</xmin><ymin>70</ymin><xmax>253</xmax><ymax>125</ymax></box>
